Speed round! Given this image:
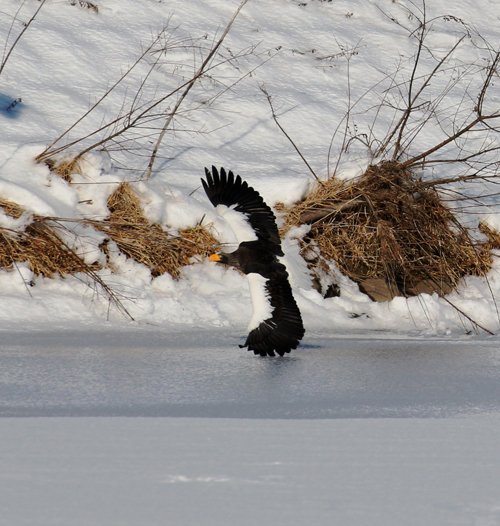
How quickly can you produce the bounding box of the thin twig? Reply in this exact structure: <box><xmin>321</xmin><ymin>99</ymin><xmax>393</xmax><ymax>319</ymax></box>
<box><xmin>0</xmin><ymin>0</ymin><xmax>47</xmax><ymax>77</ymax></box>
<box><xmin>441</xmin><ymin>295</ymin><xmax>494</xmax><ymax>335</ymax></box>
<box><xmin>330</xmin><ymin>49</ymin><xmax>353</xmax><ymax>177</ymax></box>
<box><xmin>261</xmin><ymin>85</ymin><xmax>323</xmax><ymax>185</ymax></box>
<box><xmin>476</xmin><ymin>52</ymin><xmax>500</xmax><ymax>117</ymax></box>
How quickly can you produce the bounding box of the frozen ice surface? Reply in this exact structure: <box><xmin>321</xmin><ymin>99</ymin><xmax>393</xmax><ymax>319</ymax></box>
<box><xmin>1</xmin><ymin>328</ymin><xmax>500</xmax><ymax>418</ymax></box>
<box><xmin>1</xmin><ymin>328</ymin><xmax>500</xmax><ymax>525</ymax></box>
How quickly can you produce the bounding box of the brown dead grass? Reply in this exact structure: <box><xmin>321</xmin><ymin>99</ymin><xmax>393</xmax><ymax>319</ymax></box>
<box><xmin>284</xmin><ymin>161</ymin><xmax>494</xmax><ymax>299</ymax></box>
<box><xmin>0</xmin><ymin>221</ymin><xmax>97</xmax><ymax>277</ymax></box>
<box><xmin>0</xmin><ymin>198</ymin><xmax>24</xmax><ymax>219</ymax></box>
<box><xmin>0</xmin><ymin>197</ymin><xmax>97</xmax><ymax>277</ymax></box>
<box><xmin>0</xmin><ymin>183</ymin><xmax>219</xmax><ymax>281</ymax></box>
<box><xmin>0</xmin><ymin>184</ymin><xmax>217</xmax><ymax>322</ymax></box>
<box><xmin>48</xmin><ymin>158</ymin><xmax>83</xmax><ymax>183</ymax></box>
<box><xmin>479</xmin><ymin>222</ymin><xmax>500</xmax><ymax>250</ymax></box>
<box><xmin>94</xmin><ymin>182</ymin><xmax>219</xmax><ymax>278</ymax></box>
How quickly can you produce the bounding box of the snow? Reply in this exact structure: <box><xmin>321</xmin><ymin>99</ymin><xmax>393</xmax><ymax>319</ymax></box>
<box><xmin>1</xmin><ymin>0</ymin><xmax>500</xmax><ymax>524</ymax></box>
<box><xmin>1</xmin><ymin>0</ymin><xmax>499</xmax><ymax>335</ymax></box>
<box><xmin>2</xmin><ymin>415</ymin><xmax>500</xmax><ymax>526</ymax></box>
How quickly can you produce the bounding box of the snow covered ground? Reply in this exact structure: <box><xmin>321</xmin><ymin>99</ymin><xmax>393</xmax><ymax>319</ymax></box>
<box><xmin>1</xmin><ymin>0</ymin><xmax>500</xmax><ymax>524</ymax></box>
<box><xmin>1</xmin><ymin>0</ymin><xmax>499</xmax><ymax>335</ymax></box>
<box><xmin>3</xmin><ymin>414</ymin><xmax>500</xmax><ymax>526</ymax></box>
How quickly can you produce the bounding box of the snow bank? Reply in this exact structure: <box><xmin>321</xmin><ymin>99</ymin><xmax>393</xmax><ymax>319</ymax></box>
<box><xmin>1</xmin><ymin>0</ymin><xmax>499</xmax><ymax>338</ymax></box>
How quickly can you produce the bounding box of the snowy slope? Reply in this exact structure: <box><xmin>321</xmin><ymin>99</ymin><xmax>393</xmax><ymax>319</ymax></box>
<box><xmin>1</xmin><ymin>0</ymin><xmax>500</xmax><ymax>336</ymax></box>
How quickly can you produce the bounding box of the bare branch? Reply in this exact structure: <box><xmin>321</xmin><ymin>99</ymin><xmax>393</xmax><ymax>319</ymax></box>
<box><xmin>143</xmin><ymin>0</ymin><xmax>249</xmax><ymax>179</ymax></box>
<box><xmin>381</xmin><ymin>36</ymin><xmax>466</xmax><ymax>159</ymax></box>
<box><xmin>441</xmin><ymin>295</ymin><xmax>494</xmax><ymax>335</ymax></box>
<box><xmin>402</xmin><ymin>113</ymin><xmax>500</xmax><ymax>168</ymax></box>
<box><xmin>36</xmin><ymin>28</ymin><xmax>167</xmax><ymax>163</ymax></box>
<box><xmin>0</xmin><ymin>0</ymin><xmax>47</xmax><ymax>77</ymax></box>
<box><xmin>261</xmin><ymin>85</ymin><xmax>323</xmax><ymax>185</ymax></box>
<box><xmin>391</xmin><ymin>1</ymin><xmax>427</xmax><ymax>160</ymax></box>
<box><xmin>476</xmin><ymin>51</ymin><xmax>500</xmax><ymax>117</ymax></box>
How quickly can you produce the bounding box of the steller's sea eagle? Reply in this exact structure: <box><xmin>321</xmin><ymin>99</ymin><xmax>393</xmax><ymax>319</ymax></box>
<box><xmin>202</xmin><ymin>166</ymin><xmax>305</xmax><ymax>357</ymax></box>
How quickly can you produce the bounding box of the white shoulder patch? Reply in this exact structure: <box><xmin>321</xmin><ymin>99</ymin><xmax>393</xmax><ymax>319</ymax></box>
<box><xmin>215</xmin><ymin>204</ymin><xmax>257</xmax><ymax>244</ymax></box>
<box><xmin>246</xmin><ymin>273</ymin><xmax>274</xmax><ymax>331</ymax></box>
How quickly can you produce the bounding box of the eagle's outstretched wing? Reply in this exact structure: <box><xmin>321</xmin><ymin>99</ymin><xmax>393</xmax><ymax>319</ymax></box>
<box><xmin>243</xmin><ymin>264</ymin><xmax>305</xmax><ymax>357</ymax></box>
<box><xmin>202</xmin><ymin>166</ymin><xmax>283</xmax><ymax>256</ymax></box>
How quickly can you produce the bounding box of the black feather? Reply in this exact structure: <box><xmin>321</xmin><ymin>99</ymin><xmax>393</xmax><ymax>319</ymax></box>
<box><xmin>202</xmin><ymin>166</ymin><xmax>283</xmax><ymax>256</ymax></box>
<box><xmin>242</xmin><ymin>266</ymin><xmax>305</xmax><ymax>356</ymax></box>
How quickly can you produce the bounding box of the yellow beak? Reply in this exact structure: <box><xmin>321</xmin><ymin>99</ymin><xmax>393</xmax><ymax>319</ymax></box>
<box><xmin>209</xmin><ymin>253</ymin><xmax>222</xmax><ymax>262</ymax></box>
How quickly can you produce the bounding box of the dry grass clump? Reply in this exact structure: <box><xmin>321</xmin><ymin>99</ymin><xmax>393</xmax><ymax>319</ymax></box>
<box><xmin>284</xmin><ymin>161</ymin><xmax>493</xmax><ymax>301</ymax></box>
<box><xmin>0</xmin><ymin>183</ymin><xmax>218</xmax><ymax>319</ymax></box>
<box><xmin>0</xmin><ymin>221</ymin><xmax>96</xmax><ymax>277</ymax></box>
<box><xmin>479</xmin><ymin>222</ymin><xmax>500</xmax><ymax>251</ymax></box>
<box><xmin>0</xmin><ymin>198</ymin><xmax>24</xmax><ymax>219</ymax></box>
<box><xmin>0</xmin><ymin>199</ymin><xmax>96</xmax><ymax>277</ymax></box>
<box><xmin>96</xmin><ymin>182</ymin><xmax>219</xmax><ymax>278</ymax></box>
<box><xmin>44</xmin><ymin>158</ymin><xmax>82</xmax><ymax>183</ymax></box>
<box><xmin>0</xmin><ymin>183</ymin><xmax>218</xmax><ymax>282</ymax></box>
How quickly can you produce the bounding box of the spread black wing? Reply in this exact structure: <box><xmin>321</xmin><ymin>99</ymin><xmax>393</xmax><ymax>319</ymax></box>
<box><xmin>242</xmin><ymin>265</ymin><xmax>305</xmax><ymax>357</ymax></box>
<box><xmin>202</xmin><ymin>166</ymin><xmax>283</xmax><ymax>256</ymax></box>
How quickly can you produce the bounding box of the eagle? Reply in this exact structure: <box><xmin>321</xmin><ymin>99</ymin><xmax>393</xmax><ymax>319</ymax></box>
<box><xmin>202</xmin><ymin>166</ymin><xmax>305</xmax><ymax>357</ymax></box>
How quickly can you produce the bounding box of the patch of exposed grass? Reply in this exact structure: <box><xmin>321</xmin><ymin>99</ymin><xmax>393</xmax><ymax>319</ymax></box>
<box><xmin>0</xmin><ymin>183</ymin><xmax>219</xmax><ymax>281</ymax></box>
<box><xmin>284</xmin><ymin>161</ymin><xmax>494</xmax><ymax>300</ymax></box>
<box><xmin>93</xmin><ymin>182</ymin><xmax>219</xmax><ymax>278</ymax></box>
